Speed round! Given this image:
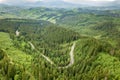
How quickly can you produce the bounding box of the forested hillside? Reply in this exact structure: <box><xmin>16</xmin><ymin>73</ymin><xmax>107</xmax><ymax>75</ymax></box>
<box><xmin>0</xmin><ymin>6</ymin><xmax>120</xmax><ymax>80</ymax></box>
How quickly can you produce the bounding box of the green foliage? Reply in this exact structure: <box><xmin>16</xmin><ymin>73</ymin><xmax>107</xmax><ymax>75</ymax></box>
<box><xmin>42</xmin><ymin>26</ymin><xmax>79</xmax><ymax>44</ymax></box>
<box><xmin>94</xmin><ymin>53</ymin><xmax>120</xmax><ymax>79</ymax></box>
<box><xmin>0</xmin><ymin>7</ymin><xmax>120</xmax><ymax>80</ymax></box>
<box><xmin>0</xmin><ymin>49</ymin><xmax>5</xmax><ymax>60</ymax></box>
<box><xmin>30</xmin><ymin>37</ymin><xmax>120</xmax><ymax>80</ymax></box>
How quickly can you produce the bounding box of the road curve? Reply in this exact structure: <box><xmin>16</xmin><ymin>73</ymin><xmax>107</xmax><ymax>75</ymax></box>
<box><xmin>16</xmin><ymin>30</ymin><xmax>76</xmax><ymax>68</ymax></box>
<box><xmin>29</xmin><ymin>42</ymin><xmax>76</xmax><ymax>68</ymax></box>
<box><xmin>59</xmin><ymin>42</ymin><xmax>76</xmax><ymax>69</ymax></box>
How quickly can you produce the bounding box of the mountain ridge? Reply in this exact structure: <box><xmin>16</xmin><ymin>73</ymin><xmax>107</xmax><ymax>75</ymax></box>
<box><xmin>0</xmin><ymin>0</ymin><xmax>120</xmax><ymax>8</ymax></box>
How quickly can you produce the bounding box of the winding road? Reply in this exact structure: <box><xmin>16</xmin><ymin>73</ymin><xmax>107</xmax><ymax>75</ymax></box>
<box><xmin>41</xmin><ymin>42</ymin><xmax>76</xmax><ymax>68</ymax></box>
<box><xmin>29</xmin><ymin>42</ymin><xmax>76</xmax><ymax>68</ymax></box>
<box><xmin>59</xmin><ymin>42</ymin><xmax>76</xmax><ymax>68</ymax></box>
<box><xmin>29</xmin><ymin>41</ymin><xmax>76</xmax><ymax>68</ymax></box>
<box><xmin>15</xmin><ymin>30</ymin><xmax>76</xmax><ymax>68</ymax></box>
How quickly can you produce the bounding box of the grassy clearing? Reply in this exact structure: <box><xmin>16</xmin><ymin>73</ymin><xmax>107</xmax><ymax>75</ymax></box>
<box><xmin>0</xmin><ymin>32</ymin><xmax>32</xmax><ymax>67</ymax></box>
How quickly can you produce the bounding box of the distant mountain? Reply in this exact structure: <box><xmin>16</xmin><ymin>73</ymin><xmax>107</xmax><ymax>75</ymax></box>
<box><xmin>0</xmin><ymin>1</ymin><xmax>88</xmax><ymax>8</ymax></box>
<box><xmin>0</xmin><ymin>4</ymin><xmax>27</xmax><ymax>13</ymax></box>
<box><xmin>24</xmin><ymin>1</ymin><xmax>120</xmax><ymax>8</ymax></box>
<box><xmin>21</xmin><ymin>1</ymin><xmax>82</xmax><ymax>8</ymax></box>
<box><xmin>0</xmin><ymin>0</ymin><xmax>120</xmax><ymax>9</ymax></box>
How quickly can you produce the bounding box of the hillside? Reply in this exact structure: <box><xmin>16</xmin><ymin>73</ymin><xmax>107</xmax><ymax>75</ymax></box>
<box><xmin>0</xmin><ymin>6</ymin><xmax>120</xmax><ymax>80</ymax></box>
<box><xmin>1</xmin><ymin>6</ymin><xmax>120</xmax><ymax>23</ymax></box>
<box><xmin>0</xmin><ymin>6</ymin><xmax>120</xmax><ymax>37</ymax></box>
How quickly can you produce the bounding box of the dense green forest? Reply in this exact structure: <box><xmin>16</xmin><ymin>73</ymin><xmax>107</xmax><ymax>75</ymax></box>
<box><xmin>0</xmin><ymin>6</ymin><xmax>120</xmax><ymax>80</ymax></box>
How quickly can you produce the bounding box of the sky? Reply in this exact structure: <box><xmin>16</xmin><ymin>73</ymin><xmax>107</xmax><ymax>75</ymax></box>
<box><xmin>0</xmin><ymin>0</ymin><xmax>119</xmax><ymax>6</ymax></box>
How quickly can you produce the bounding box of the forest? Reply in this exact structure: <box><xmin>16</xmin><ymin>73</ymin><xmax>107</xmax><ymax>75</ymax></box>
<box><xmin>0</xmin><ymin>5</ymin><xmax>120</xmax><ymax>80</ymax></box>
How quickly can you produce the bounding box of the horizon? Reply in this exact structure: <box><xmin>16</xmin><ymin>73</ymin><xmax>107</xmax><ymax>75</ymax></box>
<box><xmin>0</xmin><ymin>0</ymin><xmax>120</xmax><ymax>7</ymax></box>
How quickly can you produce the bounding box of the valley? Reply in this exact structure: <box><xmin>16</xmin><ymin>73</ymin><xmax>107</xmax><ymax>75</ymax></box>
<box><xmin>0</xmin><ymin>4</ymin><xmax>120</xmax><ymax>80</ymax></box>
